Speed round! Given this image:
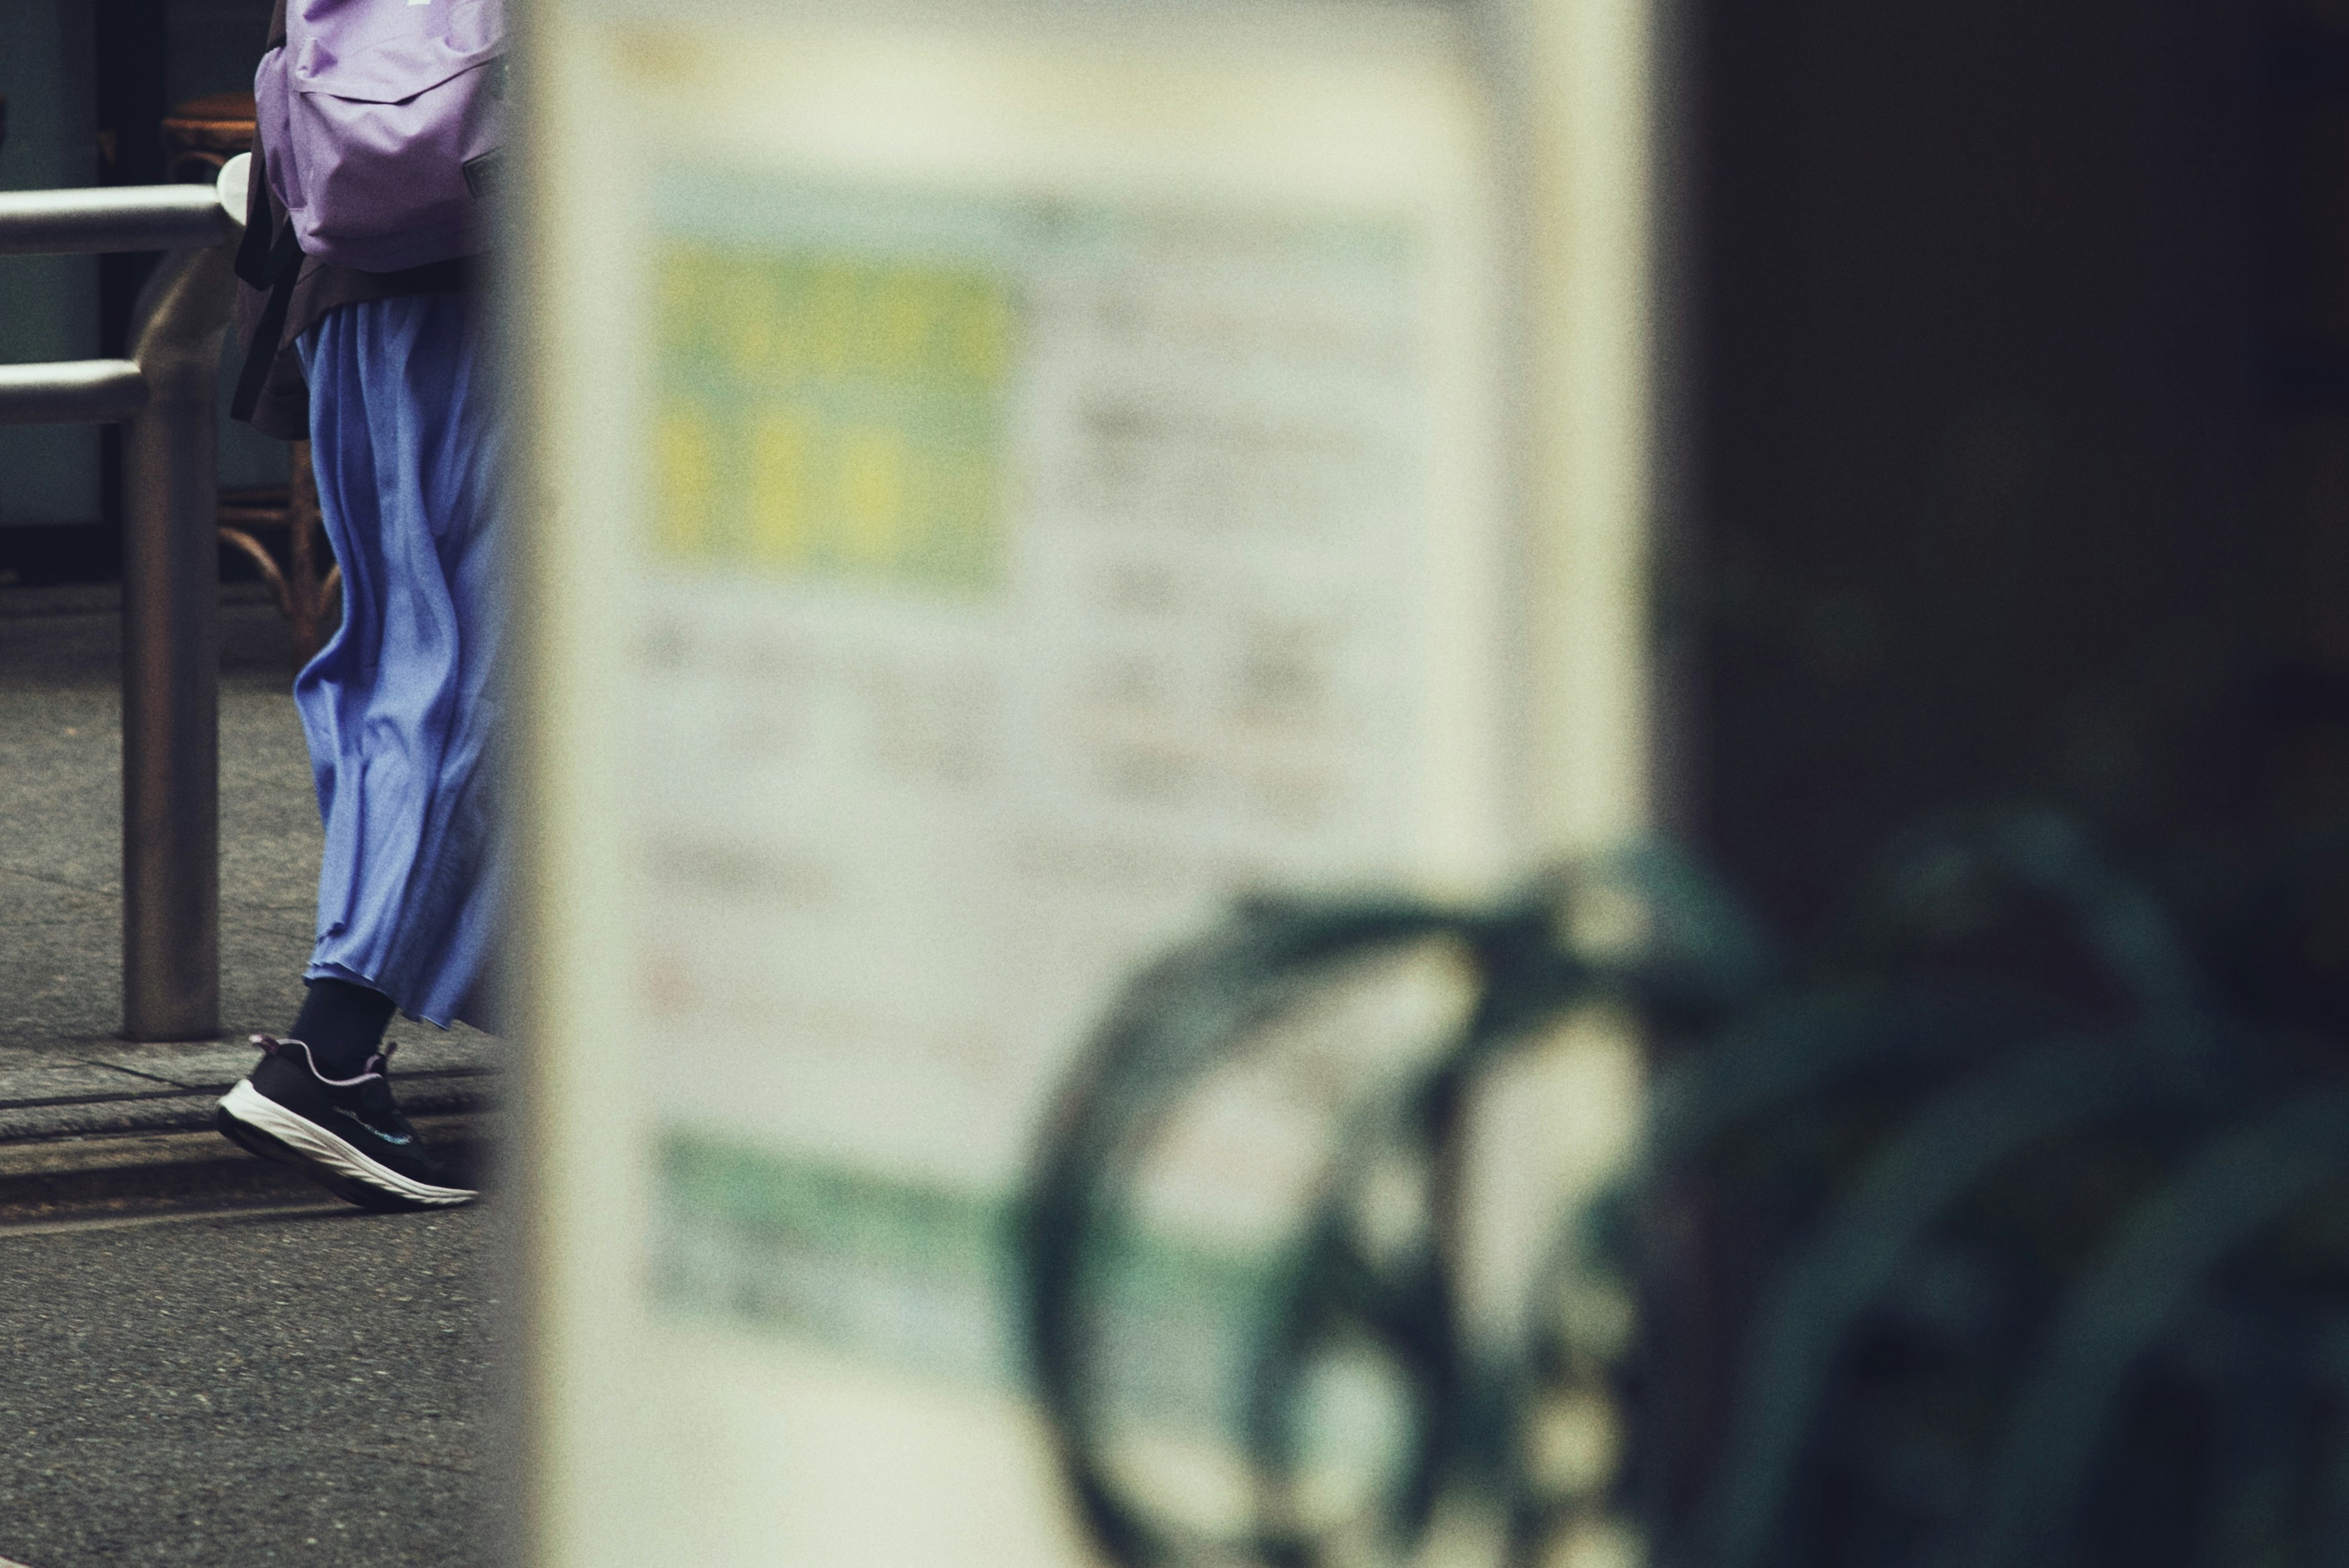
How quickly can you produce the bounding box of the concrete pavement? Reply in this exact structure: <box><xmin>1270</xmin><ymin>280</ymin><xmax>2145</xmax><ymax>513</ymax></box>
<box><xmin>0</xmin><ymin>1203</ymin><xmax>503</xmax><ymax>1568</ymax></box>
<box><xmin>1</xmin><ymin>584</ymin><xmax>510</xmax><ymax>1565</ymax></box>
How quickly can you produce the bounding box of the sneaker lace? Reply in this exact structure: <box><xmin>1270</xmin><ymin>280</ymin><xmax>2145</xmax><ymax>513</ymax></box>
<box><xmin>352</xmin><ymin>1044</ymin><xmax>421</xmax><ymax>1139</ymax></box>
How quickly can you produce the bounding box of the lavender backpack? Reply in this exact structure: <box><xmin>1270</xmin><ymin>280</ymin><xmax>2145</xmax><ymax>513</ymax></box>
<box><xmin>231</xmin><ymin>0</ymin><xmax>505</xmax><ymax>419</ymax></box>
<box><xmin>253</xmin><ymin>0</ymin><xmax>507</xmax><ymax>272</ymax></box>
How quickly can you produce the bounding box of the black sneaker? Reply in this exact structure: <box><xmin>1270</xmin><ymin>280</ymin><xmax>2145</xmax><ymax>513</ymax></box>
<box><xmin>215</xmin><ymin>1036</ymin><xmax>477</xmax><ymax>1211</ymax></box>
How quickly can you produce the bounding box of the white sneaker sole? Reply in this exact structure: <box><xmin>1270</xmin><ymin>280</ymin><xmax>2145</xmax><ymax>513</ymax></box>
<box><xmin>218</xmin><ymin>1079</ymin><xmax>477</xmax><ymax>1208</ymax></box>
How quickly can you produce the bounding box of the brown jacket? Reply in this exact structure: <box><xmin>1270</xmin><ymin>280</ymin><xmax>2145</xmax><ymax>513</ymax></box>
<box><xmin>231</xmin><ymin>0</ymin><xmax>480</xmax><ymax>440</ymax></box>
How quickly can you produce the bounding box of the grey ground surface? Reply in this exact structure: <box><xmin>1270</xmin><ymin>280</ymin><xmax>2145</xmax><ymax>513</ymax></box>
<box><xmin>1</xmin><ymin>589</ymin><xmax>508</xmax><ymax>1566</ymax></box>
<box><xmin>0</xmin><ymin>1205</ymin><xmax>500</xmax><ymax>1568</ymax></box>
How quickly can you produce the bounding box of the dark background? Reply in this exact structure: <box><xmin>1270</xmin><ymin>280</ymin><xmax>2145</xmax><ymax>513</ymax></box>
<box><xmin>0</xmin><ymin>0</ymin><xmax>276</xmax><ymax>585</ymax></box>
<box><xmin>1680</xmin><ymin>0</ymin><xmax>2349</xmax><ymax>939</ymax></box>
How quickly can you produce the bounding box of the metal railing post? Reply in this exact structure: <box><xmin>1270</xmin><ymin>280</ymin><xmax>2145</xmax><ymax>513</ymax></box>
<box><xmin>119</xmin><ymin>238</ymin><xmax>239</xmax><ymax>1040</ymax></box>
<box><xmin>0</xmin><ymin>166</ymin><xmax>243</xmax><ymax>1041</ymax></box>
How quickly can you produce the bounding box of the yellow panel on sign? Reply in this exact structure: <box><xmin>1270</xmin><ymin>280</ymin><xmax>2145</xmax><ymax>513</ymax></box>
<box><xmin>651</xmin><ymin>246</ymin><xmax>1011</xmax><ymax>595</ymax></box>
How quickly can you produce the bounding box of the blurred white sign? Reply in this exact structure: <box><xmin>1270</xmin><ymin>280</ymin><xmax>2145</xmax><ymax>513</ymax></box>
<box><xmin>522</xmin><ymin>4</ymin><xmax>1558</xmax><ymax>1564</ymax></box>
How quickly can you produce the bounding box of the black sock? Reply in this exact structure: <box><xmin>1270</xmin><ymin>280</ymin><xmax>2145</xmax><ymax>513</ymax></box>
<box><xmin>289</xmin><ymin>979</ymin><xmax>396</xmax><ymax>1079</ymax></box>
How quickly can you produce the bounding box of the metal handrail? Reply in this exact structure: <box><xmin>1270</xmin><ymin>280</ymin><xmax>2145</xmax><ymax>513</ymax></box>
<box><xmin>2</xmin><ymin>158</ymin><xmax>248</xmax><ymax>1041</ymax></box>
<box><xmin>0</xmin><ymin>183</ymin><xmax>234</xmax><ymax>256</ymax></box>
<box><xmin>0</xmin><ymin>360</ymin><xmax>147</xmax><ymax>425</ymax></box>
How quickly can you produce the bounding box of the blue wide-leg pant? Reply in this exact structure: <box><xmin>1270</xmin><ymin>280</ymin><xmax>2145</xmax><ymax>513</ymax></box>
<box><xmin>295</xmin><ymin>292</ymin><xmax>503</xmax><ymax>1030</ymax></box>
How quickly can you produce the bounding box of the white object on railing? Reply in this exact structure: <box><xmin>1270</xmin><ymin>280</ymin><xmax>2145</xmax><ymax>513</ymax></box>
<box><xmin>215</xmin><ymin>153</ymin><xmax>251</xmax><ymax>228</ymax></box>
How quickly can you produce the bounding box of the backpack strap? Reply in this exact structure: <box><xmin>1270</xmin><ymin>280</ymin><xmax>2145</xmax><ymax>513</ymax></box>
<box><xmin>233</xmin><ymin>165</ymin><xmax>278</xmax><ymax>289</ymax></box>
<box><xmin>230</xmin><ymin>218</ymin><xmax>306</xmax><ymax>423</ymax></box>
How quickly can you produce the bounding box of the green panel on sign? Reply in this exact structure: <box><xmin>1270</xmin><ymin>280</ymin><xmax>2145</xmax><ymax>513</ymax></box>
<box><xmin>650</xmin><ymin>244</ymin><xmax>1011</xmax><ymax>595</ymax></box>
<box><xmin>651</xmin><ymin>1125</ymin><xmax>1283</xmax><ymax>1435</ymax></box>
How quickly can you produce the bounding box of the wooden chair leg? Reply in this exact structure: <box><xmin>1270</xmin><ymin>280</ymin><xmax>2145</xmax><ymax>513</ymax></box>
<box><xmin>217</xmin><ymin>522</ymin><xmax>291</xmax><ymax>615</ymax></box>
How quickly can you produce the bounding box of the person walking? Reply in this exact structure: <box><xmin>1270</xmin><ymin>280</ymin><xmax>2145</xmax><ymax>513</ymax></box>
<box><xmin>212</xmin><ymin>0</ymin><xmax>507</xmax><ymax>1211</ymax></box>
